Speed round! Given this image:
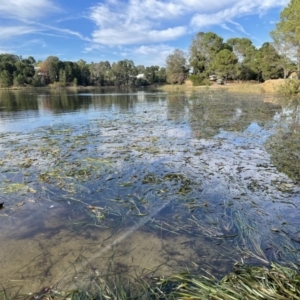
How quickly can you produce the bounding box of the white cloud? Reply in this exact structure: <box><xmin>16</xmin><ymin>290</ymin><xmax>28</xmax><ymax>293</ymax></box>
<box><xmin>87</xmin><ymin>0</ymin><xmax>288</xmax><ymax>47</ymax></box>
<box><xmin>30</xmin><ymin>22</ymin><xmax>91</xmax><ymax>41</ymax></box>
<box><xmin>220</xmin><ymin>24</ymin><xmax>235</xmax><ymax>33</ymax></box>
<box><xmin>91</xmin><ymin>26</ymin><xmax>186</xmax><ymax>46</ymax></box>
<box><xmin>19</xmin><ymin>39</ymin><xmax>47</xmax><ymax>49</ymax></box>
<box><xmin>83</xmin><ymin>44</ymin><xmax>105</xmax><ymax>53</ymax></box>
<box><xmin>134</xmin><ymin>44</ymin><xmax>174</xmax><ymax>56</ymax></box>
<box><xmin>190</xmin><ymin>0</ymin><xmax>289</xmax><ymax>31</ymax></box>
<box><xmin>228</xmin><ymin>20</ymin><xmax>249</xmax><ymax>35</ymax></box>
<box><xmin>0</xmin><ymin>0</ymin><xmax>58</xmax><ymax>19</ymax></box>
<box><xmin>0</xmin><ymin>26</ymin><xmax>38</xmax><ymax>40</ymax></box>
<box><xmin>88</xmin><ymin>1</ymin><xmax>187</xmax><ymax>46</ymax></box>
<box><xmin>132</xmin><ymin>44</ymin><xmax>176</xmax><ymax>66</ymax></box>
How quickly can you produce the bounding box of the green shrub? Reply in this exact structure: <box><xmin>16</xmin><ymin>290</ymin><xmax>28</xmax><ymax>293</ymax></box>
<box><xmin>189</xmin><ymin>74</ymin><xmax>211</xmax><ymax>86</ymax></box>
<box><xmin>277</xmin><ymin>79</ymin><xmax>300</xmax><ymax>95</ymax></box>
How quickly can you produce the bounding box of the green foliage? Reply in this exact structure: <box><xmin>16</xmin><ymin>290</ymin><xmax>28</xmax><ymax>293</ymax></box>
<box><xmin>31</xmin><ymin>73</ymin><xmax>43</xmax><ymax>87</ymax></box>
<box><xmin>166</xmin><ymin>49</ymin><xmax>187</xmax><ymax>84</ymax></box>
<box><xmin>111</xmin><ymin>59</ymin><xmax>135</xmax><ymax>86</ymax></box>
<box><xmin>78</xmin><ymin>61</ymin><xmax>91</xmax><ymax>86</ymax></box>
<box><xmin>227</xmin><ymin>37</ymin><xmax>254</xmax><ymax>62</ymax></box>
<box><xmin>277</xmin><ymin>79</ymin><xmax>300</xmax><ymax>95</ymax></box>
<box><xmin>13</xmin><ymin>73</ymin><xmax>25</xmax><ymax>86</ymax></box>
<box><xmin>0</xmin><ymin>54</ymin><xmax>36</xmax><ymax>87</ymax></box>
<box><xmin>45</xmin><ymin>56</ymin><xmax>60</xmax><ymax>83</ymax></box>
<box><xmin>156</xmin><ymin>67</ymin><xmax>166</xmax><ymax>84</ymax></box>
<box><xmin>259</xmin><ymin>42</ymin><xmax>283</xmax><ymax>80</ymax></box>
<box><xmin>0</xmin><ymin>70</ymin><xmax>13</xmax><ymax>87</ymax></box>
<box><xmin>211</xmin><ymin>49</ymin><xmax>238</xmax><ymax>80</ymax></box>
<box><xmin>135</xmin><ymin>77</ymin><xmax>148</xmax><ymax>86</ymax></box>
<box><xmin>189</xmin><ymin>74</ymin><xmax>211</xmax><ymax>86</ymax></box>
<box><xmin>271</xmin><ymin>29</ymin><xmax>296</xmax><ymax>79</ymax></box>
<box><xmin>145</xmin><ymin>65</ymin><xmax>159</xmax><ymax>84</ymax></box>
<box><xmin>59</xmin><ymin>69</ymin><xmax>66</xmax><ymax>86</ymax></box>
<box><xmin>73</xmin><ymin>77</ymin><xmax>78</xmax><ymax>86</ymax></box>
<box><xmin>90</xmin><ymin>61</ymin><xmax>112</xmax><ymax>85</ymax></box>
<box><xmin>275</xmin><ymin>0</ymin><xmax>300</xmax><ymax>74</ymax></box>
<box><xmin>189</xmin><ymin>32</ymin><xmax>229</xmax><ymax>75</ymax></box>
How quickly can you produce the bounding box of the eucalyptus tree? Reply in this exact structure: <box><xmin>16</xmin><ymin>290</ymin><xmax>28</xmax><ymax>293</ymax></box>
<box><xmin>189</xmin><ymin>32</ymin><xmax>228</xmax><ymax>75</ymax></box>
<box><xmin>44</xmin><ymin>56</ymin><xmax>60</xmax><ymax>83</ymax></box>
<box><xmin>271</xmin><ymin>29</ymin><xmax>296</xmax><ymax>79</ymax></box>
<box><xmin>11</xmin><ymin>60</ymin><xmax>33</xmax><ymax>85</ymax></box>
<box><xmin>135</xmin><ymin>65</ymin><xmax>146</xmax><ymax>75</ymax></box>
<box><xmin>166</xmin><ymin>49</ymin><xmax>187</xmax><ymax>84</ymax></box>
<box><xmin>211</xmin><ymin>49</ymin><xmax>238</xmax><ymax>82</ymax></box>
<box><xmin>77</xmin><ymin>59</ymin><xmax>91</xmax><ymax>86</ymax></box>
<box><xmin>274</xmin><ymin>0</ymin><xmax>300</xmax><ymax>76</ymax></box>
<box><xmin>90</xmin><ymin>61</ymin><xmax>112</xmax><ymax>85</ymax></box>
<box><xmin>111</xmin><ymin>59</ymin><xmax>135</xmax><ymax>86</ymax></box>
<box><xmin>226</xmin><ymin>38</ymin><xmax>257</xmax><ymax>81</ymax></box>
<box><xmin>62</xmin><ymin>61</ymin><xmax>77</xmax><ymax>84</ymax></box>
<box><xmin>227</xmin><ymin>38</ymin><xmax>254</xmax><ymax>62</ymax></box>
<box><xmin>145</xmin><ymin>65</ymin><xmax>159</xmax><ymax>84</ymax></box>
<box><xmin>156</xmin><ymin>67</ymin><xmax>167</xmax><ymax>84</ymax></box>
<box><xmin>258</xmin><ymin>42</ymin><xmax>283</xmax><ymax>80</ymax></box>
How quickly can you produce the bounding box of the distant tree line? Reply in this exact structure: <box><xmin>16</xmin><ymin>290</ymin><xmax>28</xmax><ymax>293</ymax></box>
<box><xmin>165</xmin><ymin>1</ymin><xmax>300</xmax><ymax>85</ymax></box>
<box><xmin>0</xmin><ymin>55</ymin><xmax>167</xmax><ymax>88</ymax></box>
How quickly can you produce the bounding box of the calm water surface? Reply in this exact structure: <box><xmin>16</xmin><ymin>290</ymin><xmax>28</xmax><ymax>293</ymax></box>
<box><xmin>0</xmin><ymin>88</ymin><xmax>300</xmax><ymax>296</ymax></box>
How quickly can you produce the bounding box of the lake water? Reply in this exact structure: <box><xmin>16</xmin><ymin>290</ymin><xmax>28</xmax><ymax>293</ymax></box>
<box><xmin>0</xmin><ymin>88</ymin><xmax>300</xmax><ymax>297</ymax></box>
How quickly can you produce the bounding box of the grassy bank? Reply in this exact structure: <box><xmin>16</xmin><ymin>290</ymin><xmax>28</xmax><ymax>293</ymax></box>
<box><xmin>0</xmin><ymin>79</ymin><xmax>288</xmax><ymax>94</ymax></box>
<box><xmin>159</xmin><ymin>79</ymin><xmax>290</xmax><ymax>95</ymax></box>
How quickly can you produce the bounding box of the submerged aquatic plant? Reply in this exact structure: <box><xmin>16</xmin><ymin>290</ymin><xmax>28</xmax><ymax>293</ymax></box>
<box><xmin>18</xmin><ymin>263</ymin><xmax>300</xmax><ymax>300</ymax></box>
<box><xmin>156</xmin><ymin>263</ymin><xmax>300</xmax><ymax>299</ymax></box>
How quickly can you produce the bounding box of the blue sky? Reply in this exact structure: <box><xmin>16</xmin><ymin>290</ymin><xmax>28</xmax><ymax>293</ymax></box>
<box><xmin>0</xmin><ymin>0</ymin><xmax>289</xmax><ymax>66</ymax></box>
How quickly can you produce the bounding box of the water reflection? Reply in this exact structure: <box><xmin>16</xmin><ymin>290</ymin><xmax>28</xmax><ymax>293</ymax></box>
<box><xmin>0</xmin><ymin>88</ymin><xmax>165</xmax><ymax>114</ymax></box>
<box><xmin>265</xmin><ymin>97</ymin><xmax>300</xmax><ymax>181</ymax></box>
<box><xmin>187</xmin><ymin>91</ymin><xmax>282</xmax><ymax>138</ymax></box>
<box><xmin>0</xmin><ymin>89</ymin><xmax>167</xmax><ymax>132</ymax></box>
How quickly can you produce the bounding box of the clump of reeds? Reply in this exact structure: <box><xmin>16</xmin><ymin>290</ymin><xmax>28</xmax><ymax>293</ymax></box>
<box><xmin>155</xmin><ymin>262</ymin><xmax>300</xmax><ymax>299</ymax></box>
<box><xmin>226</xmin><ymin>82</ymin><xmax>264</xmax><ymax>94</ymax></box>
<box><xmin>21</xmin><ymin>263</ymin><xmax>300</xmax><ymax>300</ymax></box>
<box><xmin>159</xmin><ymin>84</ymin><xmax>188</xmax><ymax>92</ymax></box>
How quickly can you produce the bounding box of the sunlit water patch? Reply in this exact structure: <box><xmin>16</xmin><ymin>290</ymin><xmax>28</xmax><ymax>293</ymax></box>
<box><xmin>0</xmin><ymin>88</ymin><xmax>300</xmax><ymax>297</ymax></box>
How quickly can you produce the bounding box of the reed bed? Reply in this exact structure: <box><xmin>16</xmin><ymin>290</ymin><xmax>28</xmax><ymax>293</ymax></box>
<box><xmin>9</xmin><ymin>263</ymin><xmax>300</xmax><ymax>299</ymax></box>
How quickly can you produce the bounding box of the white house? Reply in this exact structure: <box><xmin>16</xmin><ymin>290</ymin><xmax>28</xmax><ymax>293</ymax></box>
<box><xmin>136</xmin><ymin>74</ymin><xmax>146</xmax><ymax>79</ymax></box>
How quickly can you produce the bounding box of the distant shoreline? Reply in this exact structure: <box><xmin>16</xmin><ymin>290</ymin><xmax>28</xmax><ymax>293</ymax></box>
<box><xmin>0</xmin><ymin>79</ymin><xmax>289</xmax><ymax>95</ymax></box>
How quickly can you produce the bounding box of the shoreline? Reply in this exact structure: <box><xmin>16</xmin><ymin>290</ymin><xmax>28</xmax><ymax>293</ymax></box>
<box><xmin>0</xmin><ymin>79</ymin><xmax>291</xmax><ymax>95</ymax></box>
<box><xmin>159</xmin><ymin>78</ymin><xmax>288</xmax><ymax>94</ymax></box>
